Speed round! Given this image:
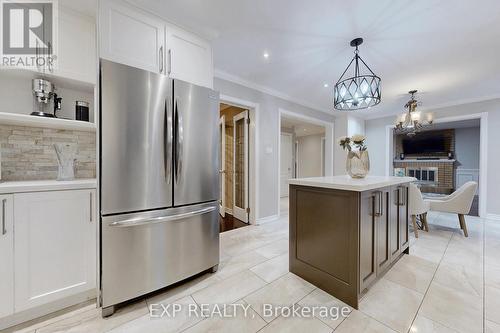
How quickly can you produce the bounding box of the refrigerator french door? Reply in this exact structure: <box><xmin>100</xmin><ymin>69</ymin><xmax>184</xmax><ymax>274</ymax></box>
<box><xmin>99</xmin><ymin>60</ymin><xmax>219</xmax><ymax>316</ymax></box>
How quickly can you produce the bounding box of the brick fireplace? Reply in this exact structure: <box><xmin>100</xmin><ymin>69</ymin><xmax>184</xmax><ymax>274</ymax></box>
<box><xmin>394</xmin><ymin>129</ymin><xmax>456</xmax><ymax>194</ymax></box>
<box><xmin>393</xmin><ymin>160</ymin><xmax>455</xmax><ymax>194</ymax></box>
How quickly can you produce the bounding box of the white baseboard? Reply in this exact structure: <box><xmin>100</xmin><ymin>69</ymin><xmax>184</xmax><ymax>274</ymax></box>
<box><xmin>486</xmin><ymin>214</ymin><xmax>500</xmax><ymax>221</ymax></box>
<box><xmin>0</xmin><ymin>289</ymin><xmax>96</xmax><ymax>331</ymax></box>
<box><xmin>224</xmin><ymin>208</ymin><xmax>233</xmax><ymax>215</ymax></box>
<box><xmin>256</xmin><ymin>214</ymin><xmax>280</xmax><ymax>225</ymax></box>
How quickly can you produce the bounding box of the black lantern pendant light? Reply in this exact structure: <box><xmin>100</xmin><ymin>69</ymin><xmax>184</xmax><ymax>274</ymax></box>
<box><xmin>334</xmin><ymin>38</ymin><xmax>381</xmax><ymax>111</ymax></box>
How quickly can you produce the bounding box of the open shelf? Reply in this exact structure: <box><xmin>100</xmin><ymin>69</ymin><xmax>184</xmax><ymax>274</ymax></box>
<box><xmin>0</xmin><ymin>112</ymin><xmax>96</xmax><ymax>132</ymax></box>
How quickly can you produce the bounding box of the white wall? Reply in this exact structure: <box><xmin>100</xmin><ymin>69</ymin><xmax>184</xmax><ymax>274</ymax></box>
<box><xmin>214</xmin><ymin>77</ymin><xmax>335</xmax><ymax>220</ymax></box>
<box><xmin>455</xmin><ymin>127</ymin><xmax>480</xmax><ymax>169</ymax></box>
<box><xmin>297</xmin><ymin>134</ymin><xmax>323</xmax><ymax>178</ymax></box>
<box><xmin>365</xmin><ymin>98</ymin><xmax>500</xmax><ymax>216</ymax></box>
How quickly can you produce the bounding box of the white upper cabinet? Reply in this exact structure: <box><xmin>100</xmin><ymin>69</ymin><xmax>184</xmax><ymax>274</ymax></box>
<box><xmin>14</xmin><ymin>189</ymin><xmax>96</xmax><ymax>312</ymax></box>
<box><xmin>0</xmin><ymin>195</ymin><xmax>14</xmax><ymax>319</ymax></box>
<box><xmin>166</xmin><ymin>25</ymin><xmax>213</xmax><ymax>88</ymax></box>
<box><xmin>56</xmin><ymin>7</ymin><xmax>97</xmax><ymax>84</ymax></box>
<box><xmin>100</xmin><ymin>0</ymin><xmax>165</xmax><ymax>74</ymax></box>
<box><xmin>99</xmin><ymin>0</ymin><xmax>213</xmax><ymax>87</ymax></box>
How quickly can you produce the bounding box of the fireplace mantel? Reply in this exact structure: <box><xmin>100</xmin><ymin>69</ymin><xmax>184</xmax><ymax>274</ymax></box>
<box><xmin>394</xmin><ymin>159</ymin><xmax>455</xmax><ymax>163</ymax></box>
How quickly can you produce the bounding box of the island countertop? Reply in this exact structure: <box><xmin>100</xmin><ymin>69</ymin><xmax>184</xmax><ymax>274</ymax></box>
<box><xmin>289</xmin><ymin>175</ymin><xmax>416</xmax><ymax>191</ymax></box>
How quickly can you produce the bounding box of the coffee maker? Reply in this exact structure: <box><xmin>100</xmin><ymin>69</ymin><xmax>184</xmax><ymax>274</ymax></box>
<box><xmin>31</xmin><ymin>78</ymin><xmax>62</xmax><ymax>118</ymax></box>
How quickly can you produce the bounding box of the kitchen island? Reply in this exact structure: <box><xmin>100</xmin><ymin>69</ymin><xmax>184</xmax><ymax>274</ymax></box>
<box><xmin>288</xmin><ymin>176</ymin><xmax>416</xmax><ymax>309</ymax></box>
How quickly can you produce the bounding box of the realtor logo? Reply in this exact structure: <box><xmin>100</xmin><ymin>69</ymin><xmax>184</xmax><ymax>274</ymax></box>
<box><xmin>1</xmin><ymin>0</ymin><xmax>58</xmax><ymax>69</ymax></box>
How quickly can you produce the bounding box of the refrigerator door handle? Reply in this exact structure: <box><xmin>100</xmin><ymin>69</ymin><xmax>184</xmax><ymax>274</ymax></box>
<box><xmin>109</xmin><ymin>206</ymin><xmax>216</xmax><ymax>227</ymax></box>
<box><xmin>165</xmin><ymin>98</ymin><xmax>173</xmax><ymax>184</ymax></box>
<box><xmin>175</xmin><ymin>96</ymin><xmax>184</xmax><ymax>184</ymax></box>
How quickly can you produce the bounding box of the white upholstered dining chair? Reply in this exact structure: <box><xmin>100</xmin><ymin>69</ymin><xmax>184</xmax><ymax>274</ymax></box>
<box><xmin>425</xmin><ymin>181</ymin><xmax>478</xmax><ymax>237</ymax></box>
<box><xmin>408</xmin><ymin>183</ymin><xmax>430</xmax><ymax>238</ymax></box>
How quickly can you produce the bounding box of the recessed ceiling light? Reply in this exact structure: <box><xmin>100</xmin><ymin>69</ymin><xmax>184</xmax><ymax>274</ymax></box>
<box><xmin>323</xmin><ymin>83</ymin><xmax>329</xmax><ymax>88</ymax></box>
<box><xmin>263</xmin><ymin>52</ymin><xmax>270</xmax><ymax>59</ymax></box>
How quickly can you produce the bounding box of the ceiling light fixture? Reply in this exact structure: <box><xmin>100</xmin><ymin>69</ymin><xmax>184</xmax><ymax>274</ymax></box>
<box><xmin>334</xmin><ymin>38</ymin><xmax>381</xmax><ymax>111</ymax></box>
<box><xmin>324</xmin><ymin>83</ymin><xmax>329</xmax><ymax>88</ymax></box>
<box><xmin>263</xmin><ymin>51</ymin><xmax>270</xmax><ymax>59</ymax></box>
<box><xmin>394</xmin><ymin>90</ymin><xmax>434</xmax><ymax>136</ymax></box>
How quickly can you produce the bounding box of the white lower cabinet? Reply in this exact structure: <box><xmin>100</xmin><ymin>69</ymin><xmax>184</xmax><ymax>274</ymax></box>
<box><xmin>0</xmin><ymin>195</ymin><xmax>14</xmax><ymax>318</ymax></box>
<box><xmin>13</xmin><ymin>189</ymin><xmax>96</xmax><ymax>312</ymax></box>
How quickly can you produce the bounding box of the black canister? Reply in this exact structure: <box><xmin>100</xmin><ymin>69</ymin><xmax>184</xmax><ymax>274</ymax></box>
<box><xmin>75</xmin><ymin>101</ymin><xmax>90</xmax><ymax>121</ymax></box>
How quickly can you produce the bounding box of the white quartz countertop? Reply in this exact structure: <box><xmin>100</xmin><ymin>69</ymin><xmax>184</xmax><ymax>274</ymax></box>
<box><xmin>289</xmin><ymin>176</ymin><xmax>416</xmax><ymax>192</ymax></box>
<box><xmin>0</xmin><ymin>179</ymin><xmax>97</xmax><ymax>194</ymax></box>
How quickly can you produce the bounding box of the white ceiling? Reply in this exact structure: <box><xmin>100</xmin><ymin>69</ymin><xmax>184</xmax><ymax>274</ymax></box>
<box><xmin>281</xmin><ymin>116</ymin><xmax>325</xmax><ymax>137</ymax></box>
<box><xmin>130</xmin><ymin>0</ymin><xmax>500</xmax><ymax>119</ymax></box>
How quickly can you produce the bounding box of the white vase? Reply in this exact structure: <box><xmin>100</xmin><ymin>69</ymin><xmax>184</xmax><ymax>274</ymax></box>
<box><xmin>54</xmin><ymin>143</ymin><xmax>76</xmax><ymax>181</ymax></box>
<box><xmin>346</xmin><ymin>150</ymin><xmax>370</xmax><ymax>178</ymax></box>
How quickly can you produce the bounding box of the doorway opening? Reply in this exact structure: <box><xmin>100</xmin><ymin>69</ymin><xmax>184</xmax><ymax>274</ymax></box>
<box><xmin>392</xmin><ymin>118</ymin><xmax>481</xmax><ymax>216</ymax></box>
<box><xmin>279</xmin><ymin>115</ymin><xmax>326</xmax><ymax>216</ymax></box>
<box><xmin>219</xmin><ymin>103</ymin><xmax>251</xmax><ymax>232</ymax></box>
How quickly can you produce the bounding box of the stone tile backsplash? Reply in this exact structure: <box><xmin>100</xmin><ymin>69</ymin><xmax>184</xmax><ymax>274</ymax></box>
<box><xmin>0</xmin><ymin>125</ymin><xmax>96</xmax><ymax>181</ymax></box>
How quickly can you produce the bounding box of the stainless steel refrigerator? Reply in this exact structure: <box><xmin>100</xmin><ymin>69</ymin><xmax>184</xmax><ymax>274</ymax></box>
<box><xmin>99</xmin><ymin>60</ymin><xmax>220</xmax><ymax>316</ymax></box>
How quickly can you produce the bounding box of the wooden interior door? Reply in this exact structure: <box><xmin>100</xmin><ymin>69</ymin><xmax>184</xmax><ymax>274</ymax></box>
<box><xmin>219</xmin><ymin>115</ymin><xmax>226</xmax><ymax>217</ymax></box>
<box><xmin>233</xmin><ymin>110</ymin><xmax>249</xmax><ymax>222</ymax></box>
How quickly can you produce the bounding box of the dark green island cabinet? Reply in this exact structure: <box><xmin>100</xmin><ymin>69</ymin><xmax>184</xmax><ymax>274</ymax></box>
<box><xmin>288</xmin><ymin>176</ymin><xmax>416</xmax><ymax>309</ymax></box>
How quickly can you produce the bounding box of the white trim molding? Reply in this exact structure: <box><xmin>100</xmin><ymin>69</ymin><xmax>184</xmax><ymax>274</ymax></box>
<box><xmin>215</xmin><ymin>69</ymin><xmax>328</xmax><ymax>114</ymax></box>
<box><xmin>385</xmin><ymin>112</ymin><xmax>488</xmax><ymax>218</ymax></box>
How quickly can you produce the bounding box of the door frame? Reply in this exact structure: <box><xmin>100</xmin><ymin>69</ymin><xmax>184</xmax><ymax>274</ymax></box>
<box><xmin>384</xmin><ymin>112</ymin><xmax>488</xmax><ymax>217</ymax></box>
<box><xmin>232</xmin><ymin>110</ymin><xmax>249</xmax><ymax>222</ymax></box>
<box><xmin>219</xmin><ymin>115</ymin><xmax>226</xmax><ymax>217</ymax></box>
<box><xmin>280</xmin><ymin>132</ymin><xmax>293</xmax><ymax>197</ymax></box>
<box><xmin>278</xmin><ymin>108</ymin><xmax>335</xmax><ymax>218</ymax></box>
<box><xmin>220</xmin><ymin>95</ymin><xmax>259</xmax><ymax>225</ymax></box>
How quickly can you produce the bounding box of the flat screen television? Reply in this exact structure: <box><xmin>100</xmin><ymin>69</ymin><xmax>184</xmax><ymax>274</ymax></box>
<box><xmin>402</xmin><ymin>136</ymin><xmax>446</xmax><ymax>154</ymax></box>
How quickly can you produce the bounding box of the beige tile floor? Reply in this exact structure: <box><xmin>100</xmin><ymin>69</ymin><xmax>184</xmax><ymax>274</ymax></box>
<box><xmin>8</xmin><ymin>211</ymin><xmax>500</xmax><ymax>333</ymax></box>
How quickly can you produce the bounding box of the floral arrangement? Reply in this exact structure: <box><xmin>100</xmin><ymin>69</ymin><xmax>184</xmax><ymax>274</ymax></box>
<box><xmin>338</xmin><ymin>134</ymin><xmax>367</xmax><ymax>151</ymax></box>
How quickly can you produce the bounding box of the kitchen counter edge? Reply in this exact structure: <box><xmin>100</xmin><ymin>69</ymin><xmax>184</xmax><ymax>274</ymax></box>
<box><xmin>0</xmin><ymin>179</ymin><xmax>97</xmax><ymax>194</ymax></box>
<box><xmin>288</xmin><ymin>176</ymin><xmax>416</xmax><ymax>192</ymax></box>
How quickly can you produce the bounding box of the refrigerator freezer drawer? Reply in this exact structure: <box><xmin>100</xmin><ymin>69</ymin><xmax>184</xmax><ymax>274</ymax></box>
<box><xmin>101</xmin><ymin>202</ymin><xmax>219</xmax><ymax>308</ymax></box>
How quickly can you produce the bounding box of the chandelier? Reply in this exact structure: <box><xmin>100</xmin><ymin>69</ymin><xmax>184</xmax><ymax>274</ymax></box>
<box><xmin>395</xmin><ymin>90</ymin><xmax>434</xmax><ymax>136</ymax></box>
<box><xmin>334</xmin><ymin>38</ymin><xmax>381</xmax><ymax>111</ymax></box>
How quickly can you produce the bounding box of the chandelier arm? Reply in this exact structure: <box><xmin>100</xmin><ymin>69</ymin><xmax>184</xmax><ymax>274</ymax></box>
<box><xmin>357</xmin><ymin>55</ymin><xmax>377</xmax><ymax>76</ymax></box>
<box><xmin>336</xmin><ymin>56</ymin><xmax>356</xmax><ymax>83</ymax></box>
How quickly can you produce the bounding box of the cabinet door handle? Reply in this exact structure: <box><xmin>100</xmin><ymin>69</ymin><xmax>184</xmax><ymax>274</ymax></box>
<box><xmin>373</xmin><ymin>191</ymin><xmax>383</xmax><ymax>217</ymax></box>
<box><xmin>168</xmin><ymin>49</ymin><xmax>172</xmax><ymax>75</ymax></box>
<box><xmin>377</xmin><ymin>191</ymin><xmax>383</xmax><ymax>216</ymax></box>
<box><xmin>89</xmin><ymin>192</ymin><xmax>93</xmax><ymax>223</ymax></box>
<box><xmin>159</xmin><ymin>46</ymin><xmax>164</xmax><ymax>73</ymax></box>
<box><xmin>2</xmin><ymin>199</ymin><xmax>6</xmax><ymax>235</ymax></box>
